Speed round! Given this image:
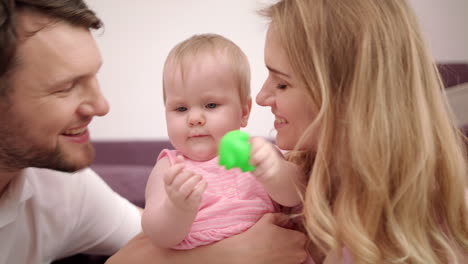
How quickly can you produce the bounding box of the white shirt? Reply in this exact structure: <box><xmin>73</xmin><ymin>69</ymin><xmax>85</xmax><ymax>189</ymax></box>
<box><xmin>0</xmin><ymin>167</ymin><xmax>142</xmax><ymax>264</ymax></box>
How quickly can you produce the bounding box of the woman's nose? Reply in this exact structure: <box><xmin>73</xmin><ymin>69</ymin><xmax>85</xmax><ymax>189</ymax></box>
<box><xmin>256</xmin><ymin>82</ymin><xmax>274</xmax><ymax>107</ymax></box>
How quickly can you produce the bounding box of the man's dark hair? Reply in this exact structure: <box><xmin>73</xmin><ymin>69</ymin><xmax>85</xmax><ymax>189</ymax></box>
<box><xmin>0</xmin><ymin>0</ymin><xmax>103</xmax><ymax>96</ymax></box>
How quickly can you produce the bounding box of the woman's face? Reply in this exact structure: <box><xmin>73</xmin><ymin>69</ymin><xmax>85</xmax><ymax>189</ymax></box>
<box><xmin>256</xmin><ymin>26</ymin><xmax>318</xmax><ymax>150</ymax></box>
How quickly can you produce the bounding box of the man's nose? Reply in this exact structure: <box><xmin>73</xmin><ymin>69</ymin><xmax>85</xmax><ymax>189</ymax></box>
<box><xmin>77</xmin><ymin>77</ymin><xmax>110</xmax><ymax>117</ymax></box>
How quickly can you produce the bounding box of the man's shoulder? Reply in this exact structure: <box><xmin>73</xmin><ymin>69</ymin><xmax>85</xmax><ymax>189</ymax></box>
<box><xmin>25</xmin><ymin>167</ymin><xmax>99</xmax><ymax>185</ymax></box>
<box><xmin>24</xmin><ymin>167</ymin><xmax>104</xmax><ymax>202</ymax></box>
<box><xmin>26</xmin><ymin>167</ymin><xmax>97</xmax><ymax>176</ymax></box>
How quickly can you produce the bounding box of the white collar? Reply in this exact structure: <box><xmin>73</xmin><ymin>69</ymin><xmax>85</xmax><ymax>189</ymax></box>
<box><xmin>0</xmin><ymin>168</ymin><xmax>34</xmax><ymax>228</ymax></box>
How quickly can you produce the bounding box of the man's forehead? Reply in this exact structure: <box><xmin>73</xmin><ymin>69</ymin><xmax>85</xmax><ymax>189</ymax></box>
<box><xmin>15</xmin><ymin>9</ymin><xmax>57</xmax><ymax>41</ymax></box>
<box><xmin>11</xmin><ymin>11</ymin><xmax>101</xmax><ymax>90</ymax></box>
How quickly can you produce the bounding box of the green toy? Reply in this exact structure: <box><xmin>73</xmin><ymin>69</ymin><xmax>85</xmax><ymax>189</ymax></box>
<box><xmin>218</xmin><ymin>130</ymin><xmax>255</xmax><ymax>172</ymax></box>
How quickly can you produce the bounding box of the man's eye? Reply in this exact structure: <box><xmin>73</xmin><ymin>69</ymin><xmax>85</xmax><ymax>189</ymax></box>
<box><xmin>56</xmin><ymin>77</ymin><xmax>84</xmax><ymax>94</ymax></box>
<box><xmin>206</xmin><ymin>103</ymin><xmax>217</xmax><ymax>109</ymax></box>
<box><xmin>277</xmin><ymin>83</ymin><xmax>288</xmax><ymax>89</ymax></box>
<box><xmin>176</xmin><ymin>106</ymin><xmax>188</xmax><ymax>112</ymax></box>
<box><xmin>54</xmin><ymin>83</ymin><xmax>75</xmax><ymax>94</ymax></box>
<box><xmin>57</xmin><ymin>88</ymin><xmax>73</xmax><ymax>94</ymax></box>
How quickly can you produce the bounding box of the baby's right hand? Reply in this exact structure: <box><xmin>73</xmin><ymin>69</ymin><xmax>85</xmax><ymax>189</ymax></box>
<box><xmin>249</xmin><ymin>137</ymin><xmax>284</xmax><ymax>183</ymax></box>
<box><xmin>163</xmin><ymin>155</ymin><xmax>207</xmax><ymax>211</ymax></box>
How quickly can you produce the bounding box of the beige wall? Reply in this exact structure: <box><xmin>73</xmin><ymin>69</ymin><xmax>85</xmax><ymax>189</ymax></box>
<box><xmin>409</xmin><ymin>0</ymin><xmax>468</xmax><ymax>62</ymax></box>
<box><xmin>87</xmin><ymin>0</ymin><xmax>468</xmax><ymax>140</ymax></box>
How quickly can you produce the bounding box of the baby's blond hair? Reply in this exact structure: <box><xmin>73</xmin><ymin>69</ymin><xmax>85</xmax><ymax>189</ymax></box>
<box><xmin>163</xmin><ymin>34</ymin><xmax>251</xmax><ymax>104</ymax></box>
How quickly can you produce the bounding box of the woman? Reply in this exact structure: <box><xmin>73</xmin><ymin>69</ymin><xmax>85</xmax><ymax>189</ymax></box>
<box><xmin>256</xmin><ymin>0</ymin><xmax>468</xmax><ymax>263</ymax></box>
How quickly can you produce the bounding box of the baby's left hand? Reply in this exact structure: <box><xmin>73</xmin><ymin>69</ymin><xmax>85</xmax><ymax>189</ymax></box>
<box><xmin>249</xmin><ymin>137</ymin><xmax>284</xmax><ymax>182</ymax></box>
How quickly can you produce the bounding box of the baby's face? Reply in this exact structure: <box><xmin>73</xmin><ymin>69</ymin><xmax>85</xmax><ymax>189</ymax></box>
<box><xmin>164</xmin><ymin>55</ymin><xmax>250</xmax><ymax>161</ymax></box>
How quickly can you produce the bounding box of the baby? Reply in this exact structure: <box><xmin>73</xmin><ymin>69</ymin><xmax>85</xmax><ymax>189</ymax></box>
<box><xmin>141</xmin><ymin>33</ymin><xmax>306</xmax><ymax>249</ymax></box>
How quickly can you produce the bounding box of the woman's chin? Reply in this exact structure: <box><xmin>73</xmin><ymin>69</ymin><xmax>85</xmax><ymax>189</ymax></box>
<box><xmin>275</xmin><ymin>136</ymin><xmax>294</xmax><ymax>151</ymax></box>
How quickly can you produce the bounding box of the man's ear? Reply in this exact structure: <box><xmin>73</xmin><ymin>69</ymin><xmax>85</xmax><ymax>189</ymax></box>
<box><xmin>240</xmin><ymin>97</ymin><xmax>252</xmax><ymax>127</ymax></box>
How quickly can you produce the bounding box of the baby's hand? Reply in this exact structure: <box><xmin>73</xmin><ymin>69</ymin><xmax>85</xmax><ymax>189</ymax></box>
<box><xmin>249</xmin><ymin>137</ymin><xmax>284</xmax><ymax>182</ymax></box>
<box><xmin>163</xmin><ymin>155</ymin><xmax>207</xmax><ymax>211</ymax></box>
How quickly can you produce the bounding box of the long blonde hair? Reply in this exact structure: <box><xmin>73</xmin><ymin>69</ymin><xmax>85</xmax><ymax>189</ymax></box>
<box><xmin>263</xmin><ymin>0</ymin><xmax>468</xmax><ymax>263</ymax></box>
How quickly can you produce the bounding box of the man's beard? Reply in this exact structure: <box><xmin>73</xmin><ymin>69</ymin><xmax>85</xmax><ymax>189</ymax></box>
<box><xmin>0</xmin><ymin>134</ymin><xmax>95</xmax><ymax>173</ymax></box>
<box><xmin>0</xmin><ymin>140</ymin><xmax>94</xmax><ymax>173</ymax></box>
<box><xmin>0</xmin><ymin>117</ymin><xmax>95</xmax><ymax>173</ymax></box>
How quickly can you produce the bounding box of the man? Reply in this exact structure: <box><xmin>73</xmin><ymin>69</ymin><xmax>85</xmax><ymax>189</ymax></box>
<box><xmin>0</xmin><ymin>1</ymin><xmax>141</xmax><ymax>263</ymax></box>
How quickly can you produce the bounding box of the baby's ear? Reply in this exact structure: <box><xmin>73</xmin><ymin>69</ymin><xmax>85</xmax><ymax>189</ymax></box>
<box><xmin>240</xmin><ymin>97</ymin><xmax>252</xmax><ymax>127</ymax></box>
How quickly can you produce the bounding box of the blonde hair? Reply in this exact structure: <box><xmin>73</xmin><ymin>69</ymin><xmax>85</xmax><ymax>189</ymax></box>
<box><xmin>162</xmin><ymin>33</ymin><xmax>251</xmax><ymax>104</ymax></box>
<box><xmin>263</xmin><ymin>0</ymin><xmax>468</xmax><ymax>263</ymax></box>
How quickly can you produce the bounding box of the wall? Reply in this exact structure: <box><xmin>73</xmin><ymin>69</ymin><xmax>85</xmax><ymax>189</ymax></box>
<box><xmin>86</xmin><ymin>0</ymin><xmax>468</xmax><ymax>140</ymax></box>
<box><xmin>409</xmin><ymin>0</ymin><xmax>468</xmax><ymax>62</ymax></box>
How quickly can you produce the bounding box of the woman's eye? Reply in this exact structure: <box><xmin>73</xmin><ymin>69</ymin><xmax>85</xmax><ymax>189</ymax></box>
<box><xmin>277</xmin><ymin>83</ymin><xmax>288</xmax><ymax>89</ymax></box>
<box><xmin>206</xmin><ymin>103</ymin><xmax>218</xmax><ymax>109</ymax></box>
<box><xmin>176</xmin><ymin>106</ymin><xmax>188</xmax><ymax>112</ymax></box>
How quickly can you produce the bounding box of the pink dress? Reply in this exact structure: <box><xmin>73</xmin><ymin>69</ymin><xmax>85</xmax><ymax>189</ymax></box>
<box><xmin>159</xmin><ymin>149</ymin><xmax>278</xmax><ymax>250</ymax></box>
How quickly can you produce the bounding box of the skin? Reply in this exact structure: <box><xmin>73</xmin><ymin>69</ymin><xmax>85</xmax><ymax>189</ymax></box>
<box><xmin>0</xmin><ymin>10</ymin><xmax>109</xmax><ymax>196</ymax></box>
<box><xmin>249</xmin><ymin>136</ymin><xmax>306</xmax><ymax>207</ymax></box>
<box><xmin>256</xmin><ymin>26</ymin><xmax>317</xmax><ymax>151</ymax></box>
<box><xmin>164</xmin><ymin>53</ymin><xmax>251</xmax><ymax>161</ymax></box>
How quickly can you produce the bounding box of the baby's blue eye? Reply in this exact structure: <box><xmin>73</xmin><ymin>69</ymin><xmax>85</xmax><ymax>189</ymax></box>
<box><xmin>206</xmin><ymin>103</ymin><xmax>217</xmax><ymax>109</ymax></box>
<box><xmin>176</xmin><ymin>106</ymin><xmax>188</xmax><ymax>112</ymax></box>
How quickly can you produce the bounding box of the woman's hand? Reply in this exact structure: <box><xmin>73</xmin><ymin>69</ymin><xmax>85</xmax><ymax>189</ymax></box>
<box><xmin>212</xmin><ymin>213</ymin><xmax>309</xmax><ymax>264</ymax></box>
<box><xmin>106</xmin><ymin>213</ymin><xmax>308</xmax><ymax>264</ymax></box>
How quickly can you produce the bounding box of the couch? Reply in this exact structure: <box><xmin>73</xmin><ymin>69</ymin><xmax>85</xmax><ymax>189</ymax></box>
<box><xmin>53</xmin><ymin>63</ymin><xmax>468</xmax><ymax>264</ymax></box>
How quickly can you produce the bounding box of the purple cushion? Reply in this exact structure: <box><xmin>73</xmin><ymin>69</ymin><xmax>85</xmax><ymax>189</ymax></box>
<box><xmin>90</xmin><ymin>164</ymin><xmax>151</xmax><ymax>208</ymax></box>
<box><xmin>92</xmin><ymin>141</ymin><xmax>173</xmax><ymax>166</ymax></box>
<box><xmin>438</xmin><ymin>63</ymin><xmax>468</xmax><ymax>88</ymax></box>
